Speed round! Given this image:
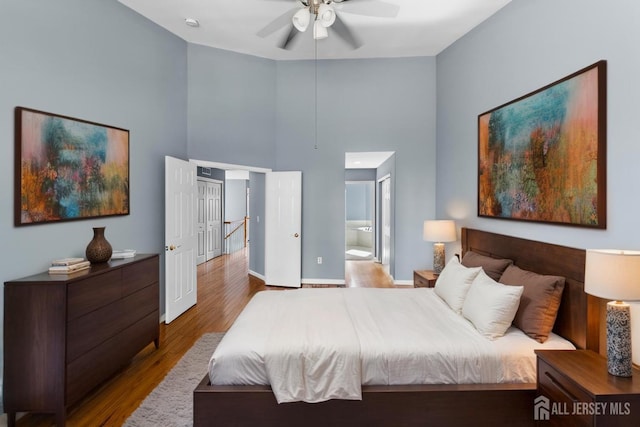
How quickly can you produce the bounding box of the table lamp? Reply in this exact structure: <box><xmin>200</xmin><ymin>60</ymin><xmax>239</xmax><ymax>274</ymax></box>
<box><xmin>423</xmin><ymin>220</ymin><xmax>456</xmax><ymax>274</ymax></box>
<box><xmin>585</xmin><ymin>249</ymin><xmax>640</xmax><ymax>377</ymax></box>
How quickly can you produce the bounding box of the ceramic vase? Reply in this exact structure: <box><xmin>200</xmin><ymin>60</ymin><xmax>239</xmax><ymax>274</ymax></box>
<box><xmin>86</xmin><ymin>227</ymin><xmax>113</xmax><ymax>263</ymax></box>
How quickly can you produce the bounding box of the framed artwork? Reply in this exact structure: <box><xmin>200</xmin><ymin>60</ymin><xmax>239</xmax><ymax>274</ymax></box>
<box><xmin>15</xmin><ymin>107</ymin><xmax>130</xmax><ymax>226</ymax></box>
<box><xmin>478</xmin><ymin>60</ymin><xmax>607</xmax><ymax>228</ymax></box>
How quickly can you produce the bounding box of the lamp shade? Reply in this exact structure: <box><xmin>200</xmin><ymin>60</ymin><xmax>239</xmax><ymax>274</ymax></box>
<box><xmin>585</xmin><ymin>249</ymin><xmax>640</xmax><ymax>301</ymax></box>
<box><xmin>318</xmin><ymin>4</ymin><xmax>336</xmax><ymax>27</ymax></box>
<box><xmin>423</xmin><ymin>220</ymin><xmax>456</xmax><ymax>243</ymax></box>
<box><xmin>313</xmin><ymin>19</ymin><xmax>328</xmax><ymax>40</ymax></box>
<box><xmin>293</xmin><ymin>7</ymin><xmax>310</xmax><ymax>32</ymax></box>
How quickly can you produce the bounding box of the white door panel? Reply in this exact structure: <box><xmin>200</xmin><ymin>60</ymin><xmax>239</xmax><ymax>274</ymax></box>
<box><xmin>207</xmin><ymin>182</ymin><xmax>222</xmax><ymax>259</ymax></box>
<box><xmin>265</xmin><ymin>171</ymin><xmax>301</xmax><ymax>288</ymax></box>
<box><xmin>196</xmin><ymin>180</ymin><xmax>206</xmax><ymax>265</ymax></box>
<box><xmin>165</xmin><ymin>156</ymin><xmax>197</xmax><ymax>323</ymax></box>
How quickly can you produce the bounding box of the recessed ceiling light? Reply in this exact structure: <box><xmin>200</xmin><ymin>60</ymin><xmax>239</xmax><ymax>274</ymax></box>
<box><xmin>185</xmin><ymin>18</ymin><xmax>199</xmax><ymax>28</ymax></box>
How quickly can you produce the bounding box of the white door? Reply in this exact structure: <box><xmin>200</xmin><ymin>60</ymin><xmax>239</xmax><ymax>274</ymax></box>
<box><xmin>380</xmin><ymin>176</ymin><xmax>391</xmax><ymax>269</ymax></box>
<box><xmin>165</xmin><ymin>156</ymin><xmax>197</xmax><ymax>323</ymax></box>
<box><xmin>196</xmin><ymin>180</ymin><xmax>206</xmax><ymax>265</ymax></box>
<box><xmin>265</xmin><ymin>171</ymin><xmax>302</xmax><ymax>288</ymax></box>
<box><xmin>207</xmin><ymin>181</ymin><xmax>222</xmax><ymax>260</ymax></box>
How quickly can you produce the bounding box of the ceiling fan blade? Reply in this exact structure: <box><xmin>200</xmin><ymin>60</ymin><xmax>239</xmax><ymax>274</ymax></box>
<box><xmin>280</xmin><ymin>25</ymin><xmax>302</xmax><ymax>50</ymax></box>
<box><xmin>257</xmin><ymin>8</ymin><xmax>298</xmax><ymax>38</ymax></box>
<box><xmin>336</xmin><ymin>0</ymin><xmax>400</xmax><ymax>18</ymax></box>
<box><xmin>331</xmin><ymin>14</ymin><xmax>362</xmax><ymax>50</ymax></box>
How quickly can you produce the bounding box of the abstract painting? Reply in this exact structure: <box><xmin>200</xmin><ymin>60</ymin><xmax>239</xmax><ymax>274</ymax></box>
<box><xmin>478</xmin><ymin>61</ymin><xmax>606</xmax><ymax>228</ymax></box>
<box><xmin>15</xmin><ymin>107</ymin><xmax>130</xmax><ymax>226</ymax></box>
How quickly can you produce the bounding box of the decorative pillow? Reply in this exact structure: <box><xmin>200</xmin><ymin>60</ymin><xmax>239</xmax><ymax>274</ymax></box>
<box><xmin>499</xmin><ymin>265</ymin><xmax>566</xmax><ymax>343</ymax></box>
<box><xmin>462</xmin><ymin>270</ymin><xmax>523</xmax><ymax>339</ymax></box>
<box><xmin>461</xmin><ymin>250</ymin><xmax>513</xmax><ymax>281</ymax></box>
<box><xmin>434</xmin><ymin>258</ymin><xmax>482</xmax><ymax>314</ymax></box>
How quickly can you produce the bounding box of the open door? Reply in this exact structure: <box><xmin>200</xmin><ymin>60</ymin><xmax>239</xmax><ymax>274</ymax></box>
<box><xmin>265</xmin><ymin>171</ymin><xmax>302</xmax><ymax>288</ymax></box>
<box><xmin>164</xmin><ymin>156</ymin><xmax>197</xmax><ymax>323</ymax></box>
<box><xmin>379</xmin><ymin>175</ymin><xmax>391</xmax><ymax>272</ymax></box>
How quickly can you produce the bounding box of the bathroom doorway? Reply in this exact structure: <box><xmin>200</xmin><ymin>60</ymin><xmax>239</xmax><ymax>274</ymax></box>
<box><xmin>345</xmin><ymin>151</ymin><xmax>395</xmax><ymax>285</ymax></box>
<box><xmin>345</xmin><ymin>180</ymin><xmax>375</xmax><ymax>261</ymax></box>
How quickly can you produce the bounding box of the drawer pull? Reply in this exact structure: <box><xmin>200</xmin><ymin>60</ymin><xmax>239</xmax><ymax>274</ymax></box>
<box><xmin>545</xmin><ymin>371</ymin><xmax>579</xmax><ymax>402</ymax></box>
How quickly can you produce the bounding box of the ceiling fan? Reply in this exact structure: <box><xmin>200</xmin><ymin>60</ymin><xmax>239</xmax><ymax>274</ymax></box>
<box><xmin>257</xmin><ymin>0</ymin><xmax>400</xmax><ymax>50</ymax></box>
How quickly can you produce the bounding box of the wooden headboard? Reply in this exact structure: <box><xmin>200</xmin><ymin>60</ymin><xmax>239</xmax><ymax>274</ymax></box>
<box><xmin>461</xmin><ymin>228</ymin><xmax>601</xmax><ymax>352</ymax></box>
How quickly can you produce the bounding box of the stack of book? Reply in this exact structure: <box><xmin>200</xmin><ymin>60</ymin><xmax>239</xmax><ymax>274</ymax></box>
<box><xmin>48</xmin><ymin>257</ymin><xmax>91</xmax><ymax>275</ymax></box>
<box><xmin>111</xmin><ymin>249</ymin><xmax>136</xmax><ymax>259</ymax></box>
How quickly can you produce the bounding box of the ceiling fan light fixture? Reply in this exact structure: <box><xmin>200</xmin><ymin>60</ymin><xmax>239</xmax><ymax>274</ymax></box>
<box><xmin>318</xmin><ymin>4</ymin><xmax>336</xmax><ymax>28</ymax></box>
<box><xmin>313</xmin><ymin>19</ymin><xmax>328</xmax><ymax>40</ymax></box>
<box><xmin>292</xmin><ymin>7</ymin><xmax>311</xmax><ymax>32</ymax></box>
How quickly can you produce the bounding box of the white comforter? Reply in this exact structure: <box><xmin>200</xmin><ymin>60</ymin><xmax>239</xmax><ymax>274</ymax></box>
<box><xmin>208</xmin><ymin>288</ymin><xmax>574</xmax><ymax>403</ymax></box>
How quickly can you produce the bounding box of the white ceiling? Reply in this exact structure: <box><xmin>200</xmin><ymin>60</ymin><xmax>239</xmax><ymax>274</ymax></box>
<box><xmin>345</xmin><ymin>151</ymin><xmax>394</xmax><ymax>169</ymax></box>
<box><xmin>118</xmin><ymin>0</ymin><xmax>511</xmax><ymax>61</ymax></box>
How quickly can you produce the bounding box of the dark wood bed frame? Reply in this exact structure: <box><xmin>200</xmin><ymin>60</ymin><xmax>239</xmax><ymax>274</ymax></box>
<box><xmin>194</xmin><ymin>228</ymin><xmax>602</xmax><ymax>426</ymax></box>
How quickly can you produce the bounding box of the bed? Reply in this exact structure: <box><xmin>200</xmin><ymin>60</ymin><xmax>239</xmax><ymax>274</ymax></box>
<box><xmin>194</xmin><ymin>228</ymin><xmax>602</xmax><ymax>426</ymax></box>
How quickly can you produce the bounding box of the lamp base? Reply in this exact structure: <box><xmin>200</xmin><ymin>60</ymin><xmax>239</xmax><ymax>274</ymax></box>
<box><xmin>606</xmin><ymin>301</ymin><xmax>633</xmax><ymax>377</ymax></box>
<box><xmin>433</xmin><ymin>243</ymin><xmax>445</xmax><ymax>274</ymax></box>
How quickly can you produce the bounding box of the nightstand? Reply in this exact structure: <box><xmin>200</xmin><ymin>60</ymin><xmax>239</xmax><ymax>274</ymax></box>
<box><xmin>413</xmin><ymin>270</ymin><xmax>438</xmax><ymax>288</ymax></box>
<box><xmin>535</xmin><ymin>350</ymin><xmax>640</xmax><ymax>426</ymax></box>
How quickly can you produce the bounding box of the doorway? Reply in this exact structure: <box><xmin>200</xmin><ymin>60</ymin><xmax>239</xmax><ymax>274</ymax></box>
<box><xmin>345</xmin><ymin>151</ymin><xmax>395</xmax><ymax>283</ymax></box>
<box><xmin>345</xmin><ymin>181</ymin><xmax>375</xmax><ymax>261</ymax></box>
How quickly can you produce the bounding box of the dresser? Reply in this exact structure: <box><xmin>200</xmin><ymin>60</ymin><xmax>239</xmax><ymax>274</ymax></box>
<box><xmin>536</xmin><ymin>350</ymin><xmax>640</xmax><ymax>426</ymax></box>
<box><xmin>3</xmin><ymin>254</ymin><xmax>160</xmax><ymax>426</ymax></box>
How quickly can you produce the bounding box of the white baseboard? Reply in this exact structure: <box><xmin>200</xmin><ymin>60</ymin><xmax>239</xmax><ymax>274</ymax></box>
<box><xmin>302</xmin><ymin>278</ymin><xmax>346</xmax><ymax>285</ymax></box>
<box><xmin>249</xmin><ymin>270</ymin><xmax>265</xmax><ymax>281</ymax></box>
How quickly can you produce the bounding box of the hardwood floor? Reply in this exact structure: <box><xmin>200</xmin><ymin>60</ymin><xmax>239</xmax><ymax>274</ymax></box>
<box><xmin>12</xmin><ymin>249</ymin><xmax>399</xmax><ymax>426</ymax></box>
<box><xmin>345</xmin><ymin>260</ymin><xmax>395</xmax><ymax>287</ymax></box>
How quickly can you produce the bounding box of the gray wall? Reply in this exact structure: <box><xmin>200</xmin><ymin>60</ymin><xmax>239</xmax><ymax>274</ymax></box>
<box><xmin>225</xmin><ymin>179</ymin><xmax>248</xmax><ymax>221</ymax></box>
<box><xmin>437</xmin><ymin>0</ymin><xmax>640</xmax><ymax>252</ymax></box>
<box><xmin>346</xmin><ymin>182</ymin><xmax>374</xmax><ymax>221</ymax></box>
<box><xmin>275</xmin><ymin>58</ymin><xmax>436</xmax><ymax>282</ymax></box>
<box><xmin>0</xmin><ymin>0</ymin><xmax>187</xmax><ymax>403</ymax></box>
<box><xmin>345</xmin><ymin>168</ymin><xmax>377</xmax><ymax>182</ymax></box>
<box><xmin>187</xmin><ymin>52</ymin><xmax>436</xmax><ymax>283</ymax></box>
<box><xmin>187</xmin><ymin>44</ymin><xmax>277</xmax><ymax>168</ymax></box>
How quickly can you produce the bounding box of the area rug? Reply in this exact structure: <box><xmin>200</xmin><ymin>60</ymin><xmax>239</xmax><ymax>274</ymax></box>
<box><xmin>124</xmin><ymin>332</ymin><xmax>225</xmax><ymax>427</ymax></box>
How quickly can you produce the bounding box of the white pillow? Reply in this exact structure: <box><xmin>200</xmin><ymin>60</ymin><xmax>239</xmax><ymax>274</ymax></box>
<box><xmin>434</xmin><ymin>258</ymin><xmax>482</xmax><ymax>314</ymax></box>
<box><xmin>462</xmin><ymin>270</ymin><xmax>524</xmax><ymax>339</ymax></box>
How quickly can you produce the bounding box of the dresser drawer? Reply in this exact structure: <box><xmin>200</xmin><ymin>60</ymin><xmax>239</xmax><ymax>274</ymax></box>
<box><xmin>66</xmin><ymin>333</ymin><xmax>124</xmax><ymax>406</ymax></box>
<box><xmin>67</xmin><ymin>270</ymin><xmax>121</xmax><ymax>321</ymax></box>
<box><xmin>119</xmin><ymin>310</ymin><xmax>159</xmax><ymax>360</ymax></box>
<box><xmin>67</xmin><ymin>301</ymin><xmax>124</xmax><ymax>362</ymax></box>
<box><xmin>121</xmin><ymin>284</ymin><xmax>158</xmax><ymax>326</ymax></box>
<box><xmin>122</xmin><ymin>256</ymin><xmax>159</xmax><ymax>296</ymax></box>
<box><xmin>538</xmin><ymin>358</ymin><xmax>592</xmax><ymax>426</ymax></box>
